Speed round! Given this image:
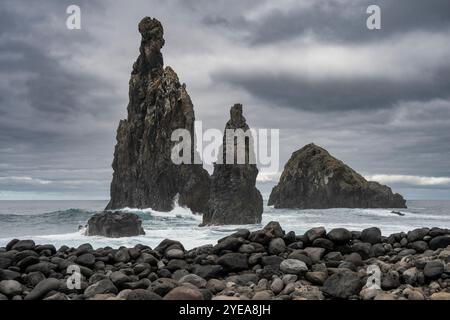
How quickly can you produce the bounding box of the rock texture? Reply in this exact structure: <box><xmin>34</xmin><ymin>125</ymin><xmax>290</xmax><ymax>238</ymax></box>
<box><xmin>202</xmin><ymin>104</ymin><xmax>263</xmax><ymax>225</ymax></box>
<box><xmin>2</xmin><ymin>224</ymin><xmax>450</xmax><ymax>300</ymax></box>
<box><xmin>86</xmin><ymin>212</ymin><xmax>145</xmax><ymax>238</ymax></box>
<box><xmin>106</xmin><ymin>17</ymin><xmax>210</xmax><ymax>213</ymax></box>
<box><xmin>269</xmin><ymin>143</ymin><xmax>406</xmax><ymax>209</ymax></box>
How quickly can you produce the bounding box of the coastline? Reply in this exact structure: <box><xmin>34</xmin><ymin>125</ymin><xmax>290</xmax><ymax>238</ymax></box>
<box><xmin>1</xmin><ymin>222</ymin><xmax>450</xmax><ymax>300</ymax></box>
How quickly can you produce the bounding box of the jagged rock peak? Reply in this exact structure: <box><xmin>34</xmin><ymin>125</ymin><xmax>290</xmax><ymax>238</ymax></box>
<box><xmin>106</xmin><ymin>18</ymin><xmax>210</xmax><ymax>213</ymax></box>
<box><xmin>134</xmin><ymin>17</ymin><xmax>165</xmax><ymax>73</ymax></box>
<box><xmin>202</xmin><ymin>104</ymin><xmax>263</xmax><ymax>226</ymax></box>
<box><xmin>228</xmin><ymin>103</ymin><xmax>247</xmax><ymax>128</ymax></box>
<box><xmin>268</xmin><ymin>143</ymin><xmax>407</xmax><ymax>209</ymax></box>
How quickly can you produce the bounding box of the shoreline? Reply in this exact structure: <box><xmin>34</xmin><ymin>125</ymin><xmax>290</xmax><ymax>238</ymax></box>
<box><xmin>1</xmin><ymin>222</ymin><xmax>450</xmax><ymax>300</ymax></box>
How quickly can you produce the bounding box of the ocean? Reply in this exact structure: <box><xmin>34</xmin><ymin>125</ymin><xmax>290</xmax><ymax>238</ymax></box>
<box><xmin>0</xmin><ymin>199</ymin><xmax>449</xmax><ymax>250</ymax></box>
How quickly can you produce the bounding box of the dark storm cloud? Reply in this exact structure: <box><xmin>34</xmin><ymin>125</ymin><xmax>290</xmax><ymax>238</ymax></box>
<box><xmin>212</xmin><ymin>67</ymin><xmax>450</xmax><ymax>112</ymax></box>
<box><xmin>1</xmin><ymin>0</ymin><xmax>449</xmax><ymax>200</ymax></box>
<box><xmin>199</xmin><ymin>0</ymin><xmax>450</xmax><ymax>45</ymax></box>
<box><xmin>0</xmin><ymin>0</ymin><xmax>119</xmax><ymax>199</ymax></box>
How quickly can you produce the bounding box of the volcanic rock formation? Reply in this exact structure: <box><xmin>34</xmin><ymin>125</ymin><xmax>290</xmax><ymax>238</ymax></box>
<box><xmin>202</xmin><ymin>104</ymin><xmax>263</xmax><ymax>225</ymax></box>
<box><xmin>268</xmin><ymin>143</ymin><xmax>407</xmax><ymax>209</ymax></box>
<box><xmin>86</xmin><ymin>212</ymin><xmax>145</xmax><ymax>238</ymax></box>
<box><xmin>106</xmin><ymin>17</ymin><xmax>210</xmax><ymax>213</ymax></box>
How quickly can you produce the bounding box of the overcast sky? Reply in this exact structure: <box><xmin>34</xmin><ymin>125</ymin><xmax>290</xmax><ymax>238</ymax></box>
<box><xmin>0</xmin><ymin>0</ymin><xmax>449</xmax><ymax>200</ymax></box>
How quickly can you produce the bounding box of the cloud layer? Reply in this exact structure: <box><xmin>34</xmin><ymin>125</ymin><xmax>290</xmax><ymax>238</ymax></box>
<box><xmin>0</xmin><ymin>0</ymin><xmax>449</xmax><ymax>200</ymax></box>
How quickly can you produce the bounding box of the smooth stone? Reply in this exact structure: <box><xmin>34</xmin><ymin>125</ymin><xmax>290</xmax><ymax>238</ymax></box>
<box><xmin>127</xmin><ymin>289</ymin><xmax>162</xmax><ymax>300</ymax></box>
<box><xmin>0</xmin><ymin>280</ymin><xmax>22</xmax><ymax>296</ymax></box>
<box><xmin>192</xmin><ymin>265</ymin><xmax>223</xmax><ymax>280</ymax></box>
<box><xmin>114</xmin><ymin>248</ymin><xmax>131</xmax><ymax>263</ymax></box>
<box><xmin>206</xmin><ymin>279</ymin><xmax>226</xmax><ymax>294</ymax></box>
<box><xmin>429</xmin><ymin>236</ymin><xmax>450</xmax><ymax>250</ymax></box>
<box><xmin>12</xmin><ymin>240</ymin><xmax>35</xmax><ymax>251</ymax></box>
<box><xmin>84</xmin><ymin>279</ymin><xmax>118</xmax><ymax>298</ymax></box>
<box><xmin>430</xmin><ymin>292</ymin><xmax>450</xmax><ymax>300</ymax></box>
<box><xmin>327</xmin><ymin>228</ymin><xmax>352</xmax><ymax>244</ymax></box>
<box><xmin>407</xmin><ymin>228</ymin><xmax>429</xmax><ymax>243</ymax></box>
<box><xmin>166</xmin><ymin>249</ymin><xmax>185</xmax><ymax>259</ymax></box>
<box><xmin>402</xmin><ymin>267</ymin><xmax>418</xmax><ymax>285</ymax></box>
<box><xmin>359</xmin><ymin>287</ymin><xmax>380</xmax><ymax>300</ymax></box>
<box><xmin>305</xmin><ymin>272</ymin><xmax>328</xmax><ymax>285</ymax></box>
<box><xmin>270</xmin><ymin>278</ymin><xmax>284</xmax><ymax>294</ymax></box>
<box><xmin>217</xmin><ymin>253</ymin><xmax>248</xmax><ymax>272</ymax></box>
<box><xmin>322</xmin><ymin>271</ymin><xmax>362</xmax><ymax>299</ymax></box>
<box><xmin>304</xmin><ymin>227</ymin><xmax>326</xmax><ymax>243</ymax></box>
<box><xmin>312</xmin><ymin>238</ymin><xmax>334</xmax><ymax>251</ymax></box>
<box><xmin>303</xmin><ymin>247</ymin><xmax>326</xmax><ymax>263</ymax></box>
<box><xmin>163</xmin><ymin>286</ymin><xmax>204</xmax><ymax>300</ymax></box>
<box><xmin>25</xmin><ymin>278</ymin><xmax>61</xmax><ymax>300</ymax></box>
<box><xmin>361</xmin><ymin>227</ymin><xmax>382</xmax><ymax>244</ymax></box>
<box><xmin>403</xmin><ymin>288</ymin><xmax>424</xmax><ymax>300</ymax></box>
<box><xmin>75</xmin><ymin>253</ymin><xmax>96</xmax><ymax>267</ymax></box>
<box><xmin>252</xmin><ymin>290</ymin><xmax>274</xmax><ymax>300</ymax></box>
<box><xmin>424</xmin><ymin>260</ymin><xmax>444</xmax><ymax>279</ymax></box>
<box><xmin>178</xmin><ymin>274</ymin><xmax>207</xmax><ymax>288</ymax></box>
<box><xmin>268</xmin><ymin>238</ymin><xmax>286</xmax><ymax>255</ymax></box>
<box><xmin>280</xmin><ymin>259</ymin><xmax>308</xmax><ymax>274</ymax></box>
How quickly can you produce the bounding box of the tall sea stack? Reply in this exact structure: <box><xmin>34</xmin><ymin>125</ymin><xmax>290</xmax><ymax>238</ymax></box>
<box><xmin>269</xmin><ymin>143</ymin><xmax>407</xmax><ymax>209</ymax></box>
<box><xmin>202</xmin><ymin>104</ymin><xmax>263</xmax><ymax>225</ymax></box>
<box><xmin>106</xmin><ymin>17</ymin><xmax>210</xmax><ymax>213</ymax></box>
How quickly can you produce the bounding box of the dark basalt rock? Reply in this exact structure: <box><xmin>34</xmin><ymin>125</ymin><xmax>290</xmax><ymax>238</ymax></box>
<box><xmin>268</xmin><ymin>143</ymin><xmax>407</xmax><ymax>209</ymax></box>
<box><xmin>202</xmin><ymin>104</ymin><xmax>263</xmax><ymax>225</ymax></box>
<box><xmin>106</xmin><ymin>17</ymin><xmax>210</xmax><ymax>214</ymax></box>
<box><xmin>86</xmin><ymin>212</ymin><xmax>145</xmax><ymax>238</ymax></box>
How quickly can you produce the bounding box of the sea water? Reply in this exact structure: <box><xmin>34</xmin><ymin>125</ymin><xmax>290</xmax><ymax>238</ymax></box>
<box><xmin>0</xmin><ymin>199</ymin><xmax>449</xmax><ymax>250</ymax></box>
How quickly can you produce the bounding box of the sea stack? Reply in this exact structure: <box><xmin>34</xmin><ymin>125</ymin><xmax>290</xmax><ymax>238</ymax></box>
<box><xmin>269</xmin><ymin>143</ymin><xmax>407</xmax><ymax>209</ymax></box>
<box><xmin>202</xmin><ymin>104</ymin><xmax>263</xmax><ymax>225</ymax></box>
<box><xmin>106</xmin><ymin>17</ymin><xmax>210</xmax><ymax>213</ymax></box>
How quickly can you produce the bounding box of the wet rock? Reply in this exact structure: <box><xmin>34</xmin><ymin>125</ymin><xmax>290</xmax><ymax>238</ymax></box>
<box><xmin>327</xmin><ymin>228</ymin><xmax>352</xmax><ymax>244</ymax></box>
<box><xmin>429</xmin><ymin>236</ymin><xmax>450</xmax><ymax>250</ymax></box>
<box><xmin>86</xmin><ymin>212</ymin><xmax>145</xmax><ymax>238</ymax></box>
<box><xmin>12</xmin><ymin>240</ymin><xmax>35</xmax><ymax>252</ymax></box>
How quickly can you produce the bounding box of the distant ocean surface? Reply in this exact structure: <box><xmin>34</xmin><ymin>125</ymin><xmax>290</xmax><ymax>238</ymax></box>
<box><xmin>0</xmin><ymin>200</ymin><xmax>449</xmax><ymax>250</ymax></box>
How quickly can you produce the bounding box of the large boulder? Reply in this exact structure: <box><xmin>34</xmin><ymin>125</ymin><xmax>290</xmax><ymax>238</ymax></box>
<box><xmin>86</xmin><ymin>212</ymin><xmax>145</xmax><ymax>238</ymax></box>
<box><xmin>202</xmin><ymin>104</ymin><xmax>263</xmax><ymax>225</ymax></box>
<box><xmin>268</xmin><ymin>143</ymin><xmax>406</xmax><ymax>209</ymax></box>
<box><xmin>106</xmin><ymin>17</ymin><xmax>210</xmax><ymax>213</ymax></box>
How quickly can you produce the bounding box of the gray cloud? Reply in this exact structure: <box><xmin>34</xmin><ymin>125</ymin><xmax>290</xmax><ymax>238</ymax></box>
<box><xmin>0</xmin><ymin>0</ymin><xmax>449</xmax><ymax>200</ymax></box>
<box><xmin>200</xmin><ymin>0</ymin><xmax>450</xmax><ymax>46</ymax></box>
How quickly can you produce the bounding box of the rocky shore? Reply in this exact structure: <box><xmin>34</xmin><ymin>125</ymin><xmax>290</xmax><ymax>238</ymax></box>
<box><xmin>2</xmin><ymin>223</ymin><xmax>450</xmax><ymax>300</ymax></box>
